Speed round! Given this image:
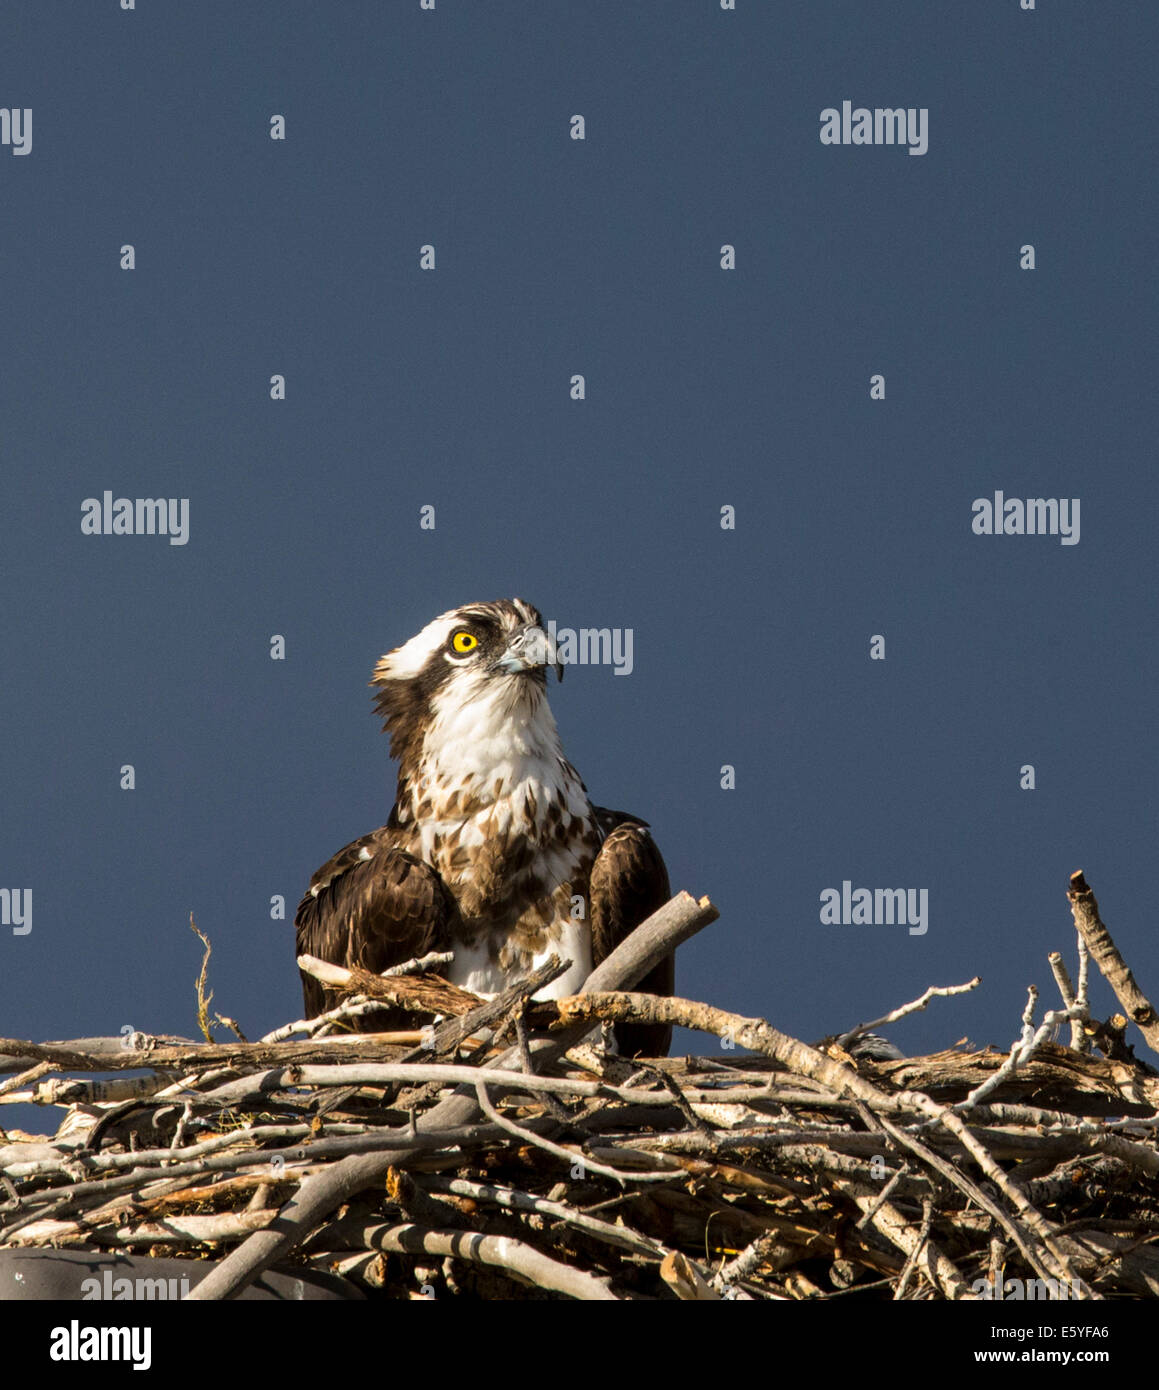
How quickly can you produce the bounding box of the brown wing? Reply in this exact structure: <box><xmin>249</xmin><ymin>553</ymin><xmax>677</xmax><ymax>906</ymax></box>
<box><xmin>294</xmin><ymin>828</ymin><xmax>455</xmax><ymax>1032</ymax></box>
<box><xmin>589</xmin><ymin>811</ymin><xmax>673</xmax><ymax>1058</ymax></box>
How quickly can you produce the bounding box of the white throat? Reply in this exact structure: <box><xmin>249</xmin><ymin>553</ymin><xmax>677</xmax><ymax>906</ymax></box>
<box><xmin>420</xmin><ymin>671</ymin><xmax>569</xmax><ymax>807</ymax></box>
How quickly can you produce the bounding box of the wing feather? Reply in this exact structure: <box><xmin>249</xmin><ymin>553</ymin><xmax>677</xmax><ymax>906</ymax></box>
<box><xmin>589</xmin><ymin>810</ymin><xmax>673</xmax><ymax>1058</ymax></box>
<box><xmin>294</xmin><ymin>828</ymin><xmax>455</xmax><ymax>1032</ymax></box>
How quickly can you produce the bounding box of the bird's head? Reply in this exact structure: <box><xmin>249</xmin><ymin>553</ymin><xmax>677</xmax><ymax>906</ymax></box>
<box><xmin>371</xmin><ymin>598</ymin><xmax>563</xmax><ymax>771</ymax></box>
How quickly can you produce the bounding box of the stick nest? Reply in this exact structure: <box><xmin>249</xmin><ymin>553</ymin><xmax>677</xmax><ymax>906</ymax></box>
<box><xmin>0</xmin><ymin>873</ymin><xmax>1156</xmax><ymax>1300</ymax></box>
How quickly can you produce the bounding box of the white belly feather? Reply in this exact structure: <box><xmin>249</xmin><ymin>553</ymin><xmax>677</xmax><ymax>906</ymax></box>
<box><xmin>447</xmin><ymin>915</ymin><xmax>592</xmax><ymax>1001</ymax></box>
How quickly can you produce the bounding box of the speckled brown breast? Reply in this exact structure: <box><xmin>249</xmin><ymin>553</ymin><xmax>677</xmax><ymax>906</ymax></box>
<box><xmin>395</xmin><ymin>773</ymin><xmax>601</xmax><ymax>968</ymax></box>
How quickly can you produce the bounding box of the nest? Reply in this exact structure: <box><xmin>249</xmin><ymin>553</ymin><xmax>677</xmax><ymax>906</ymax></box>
<box><xmin>0</xmin><ymin>874</ymin><xmax>1157</xmax><ymax>1301</ymax></box>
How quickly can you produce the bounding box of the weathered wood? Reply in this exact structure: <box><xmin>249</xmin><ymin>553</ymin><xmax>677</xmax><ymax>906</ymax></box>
<box><xmin>297</xmin><ymin>954</ymin><xmax>483</xmax><ymax>1017</ymax></box>
<box><xmin>1067</xmin><ymin>870</ymin><xmax>1159</xmax><ymax>1056</ymax></box>
<box><xmin>6</xmin><ymin>877</ymin><xmax>1159</xmax><ymax>1303</ymax></box>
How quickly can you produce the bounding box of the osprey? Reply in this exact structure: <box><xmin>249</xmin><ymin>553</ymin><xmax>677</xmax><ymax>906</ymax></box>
<box><xmin>295</xmin><ymin>598</ymin><xmax>674</xmax><ymax>1056</ymax></box>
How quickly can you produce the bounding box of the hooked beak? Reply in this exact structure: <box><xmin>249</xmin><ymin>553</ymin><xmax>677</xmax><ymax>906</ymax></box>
<box><xmin>495</xmin><ymin>623</ymin><xmax>564</xmax><ymax>681</ymax></box>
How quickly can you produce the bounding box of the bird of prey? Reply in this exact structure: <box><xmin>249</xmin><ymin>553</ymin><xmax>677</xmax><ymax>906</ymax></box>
<box><xmin>295</xmin><ymin>598</ymin><xmax>673</xmax><ymax>1056</ymax></box>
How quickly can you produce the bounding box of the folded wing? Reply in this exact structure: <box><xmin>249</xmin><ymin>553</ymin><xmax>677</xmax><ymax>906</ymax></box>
<box><xmin>589</xmin><ymin>810</ymin><xmax>674</xmax><ymax>1058</ymax></box>
<box><xmin>294</xmin><ymin>831</ymin><xmax>455</xmax><ymax>1032</ymax></box>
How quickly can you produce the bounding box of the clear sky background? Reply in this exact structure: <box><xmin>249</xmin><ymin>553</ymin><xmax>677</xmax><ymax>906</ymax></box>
<box><xmin>2</xmin><ymin>3</ymin><xmax>1156</xmax><ymax>1102</ymax></box>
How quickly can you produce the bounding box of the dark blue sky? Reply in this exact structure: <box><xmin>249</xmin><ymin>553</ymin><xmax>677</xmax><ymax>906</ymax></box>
<box><xmin>2</xmin><ymin>2</ymin><xmax>1156</xmax><ymax>1087</ymax></box>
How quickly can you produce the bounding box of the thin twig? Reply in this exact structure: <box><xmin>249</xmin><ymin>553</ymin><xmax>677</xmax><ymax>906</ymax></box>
<box><xmin>837</xmin><ymin>979</ymin><xmax>981</xmax><ymax>1050</ymax></box>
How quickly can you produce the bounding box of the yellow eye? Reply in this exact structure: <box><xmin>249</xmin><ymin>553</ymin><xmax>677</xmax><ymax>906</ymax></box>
<box><xmin>451</xmin><ymin>631</ymin><xmax>478</xmax><ymax>654</ymax></box>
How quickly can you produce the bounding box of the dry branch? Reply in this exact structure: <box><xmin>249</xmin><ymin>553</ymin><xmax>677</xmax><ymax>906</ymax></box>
<box><xmin>297</xmin><ymin>955</ymin><xmax>483</xmax><ymax>1017</ymax></box>
<box><xmin>1067</xmin><ymin>870</ymin><xmax>1159</xmax><ymax>1056</ymax></box>
<box><xmin>835</xmin><ymin>978</ymin><xmax>981</xmax><ymax>1051</ymax></box>
<box><xmin>349</xmin><ymin>1220</ymin><xmax>618</xmax><ymax>1301</ymax></box>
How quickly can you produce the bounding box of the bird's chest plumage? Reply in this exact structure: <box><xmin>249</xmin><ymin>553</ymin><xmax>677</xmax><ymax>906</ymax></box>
<box><xmin>399</xmin><ymin>769</ymin><xmax>600</xmax><ymax>997</ymax></box>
